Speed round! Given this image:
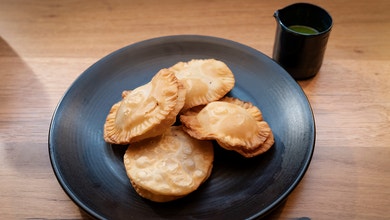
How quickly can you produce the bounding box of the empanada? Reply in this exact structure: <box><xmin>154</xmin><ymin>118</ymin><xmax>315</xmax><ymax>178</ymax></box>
<box><xmin>123</xmin><ymin>126</ymin><xmax>214</xmax><ymax>202</ymax></box>
<box><xmin>180</xmin><ymin>97</ymin><xmax>274</xmax><ymax>158</ymax></box>
<box><xmin>169</xmin><ymin>59</ymin><xmax>235</xmax><ymax>110</ymax></box>
<box><xmin>103</xmin><ymin>69</ymin><xmax>186</xmax><ymax>144</ymax></box>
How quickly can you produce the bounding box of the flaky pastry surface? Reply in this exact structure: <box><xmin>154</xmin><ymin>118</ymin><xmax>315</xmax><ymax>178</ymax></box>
<box><xmin>103</xmin><ymin>69</ymin><xmax>185</xmax><ymax>144</ymax></box>
<box><xmin>123</xmin><ymin>126</ymin><xmax>214</xmax><ymax>202</ymax></box>
<box><xmin>169</xmin><ymin>59</ymin><xmax>235</xmax><ymax>110</ymax></box>
<box><xmin>180</xmin><ymin>97</ymin><xmax>274</xmax><ymax>157</ymax></box>
<box><xmin>130</xmin><ymin>179</ymin><xmax>184</xmax><ymax>202</ymax></box>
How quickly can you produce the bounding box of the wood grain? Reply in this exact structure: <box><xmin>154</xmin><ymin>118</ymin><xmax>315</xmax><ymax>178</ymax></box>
<box><xmin>1</xmin><ymin>0</ymin><xmax>389</xmax><ymax>219</ymax></box>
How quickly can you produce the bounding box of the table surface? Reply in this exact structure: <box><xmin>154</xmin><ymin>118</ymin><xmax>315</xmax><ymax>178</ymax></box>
<box><xmin>1</xmin><ymin>0</ymin><xmax>389</xmax><ymax>219</ymax></box>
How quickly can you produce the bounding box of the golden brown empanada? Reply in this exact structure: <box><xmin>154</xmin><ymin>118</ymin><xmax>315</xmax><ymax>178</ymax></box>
<box><xmin>169</xmin><ymin>59</ymin><xmax>235</xmax><ymax>110</ymax></box>
<box><xmin>123</xmin><ymin>126</ymin><xmax>214</xmax><ymax>202</ymax></box>
<box><xmin>103</xmin><ymin>69</ymin><xmax>186</xmax><ymax>144</ymax></box>
<box><xmin>180</xmin><ymin>97</ymin><xmax>274</xmax><ymax>158</ymax></box>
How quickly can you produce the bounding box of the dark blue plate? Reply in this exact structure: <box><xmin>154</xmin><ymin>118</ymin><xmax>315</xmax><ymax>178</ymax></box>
<box><xmin>49</xmin><ymin>35</ymin><xmax>315</xmax><ymax>219</ymax></box>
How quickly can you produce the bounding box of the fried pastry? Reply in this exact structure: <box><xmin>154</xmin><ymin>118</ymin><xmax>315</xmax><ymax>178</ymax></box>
<box><xmin>123</xmin><ymin>126</ymin><xmax>214</xmax><ymax>202</ymax></box>
<box><xmin>180</xmin><ymin>97</ymin><xmax>274</xmax><ymax>158</ymax></box>
<box><xmin>169</xmin><ymin>59</ymin><xmax>235</xmax><ymax>110</ymax></box>
<box><xmin>103</xmin><ymin>69</ymin><xmax>186</xmax><ymax>144</ymax></box>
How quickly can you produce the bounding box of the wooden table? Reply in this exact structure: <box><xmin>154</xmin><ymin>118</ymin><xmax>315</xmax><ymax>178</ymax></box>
<box><xmin>1</xmin><ymin>0</ymin><xmax>389</xmax><ymax>219</ymax></box>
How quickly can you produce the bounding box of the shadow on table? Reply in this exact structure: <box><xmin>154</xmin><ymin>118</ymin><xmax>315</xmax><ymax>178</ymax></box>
<box><xmin>0</xmin><ymin>36</ymin><xmax>52</xmax><ymax>173</ymax></box>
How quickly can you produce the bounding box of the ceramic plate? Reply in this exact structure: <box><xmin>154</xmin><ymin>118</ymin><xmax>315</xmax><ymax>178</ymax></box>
<box><xmin>49</xmin><ymin>35</ymin><xmax>315</xmax><ymax>219</ymax></box>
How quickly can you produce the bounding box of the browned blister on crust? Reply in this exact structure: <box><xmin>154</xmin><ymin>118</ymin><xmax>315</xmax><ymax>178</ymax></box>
<box><xmin>123</xmin><ymin>126</ymin><xmax>214</xmax><ymax>202</ymax></box>
<box><xmin>169</xmin><ymin>59</ymin><xmax>235</xmax><ymax>111</ymax></box>
<box><xmin>180</xmin><ymin>97</ymin><xmax>274</xmax><ymax>158</ymax></box>
<box><xmin>103</xmin><ymin>69</ymin><xmax>186</xmax><ymax>144</ymax></box>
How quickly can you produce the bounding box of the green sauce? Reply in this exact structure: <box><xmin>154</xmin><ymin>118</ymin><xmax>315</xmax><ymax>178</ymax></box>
<box><xmin>288</xmin><ymin>25</ymin><xmax>319</xmax><ymax>35</ymax></box>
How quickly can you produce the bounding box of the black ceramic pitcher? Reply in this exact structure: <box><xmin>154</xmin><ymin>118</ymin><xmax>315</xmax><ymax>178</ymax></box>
<box><xmin>272</xmin><ymin>3</ymin><xmax>333</xmax><ymax>80</ymax></box>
